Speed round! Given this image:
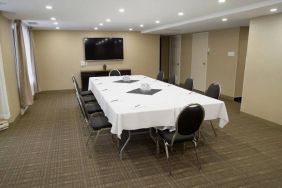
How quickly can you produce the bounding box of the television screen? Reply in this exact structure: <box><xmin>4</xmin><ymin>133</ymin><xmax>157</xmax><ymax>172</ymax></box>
<box><xmin>84</xmin><ymin>38</ymin><xmax>124</xmax><ymax>60</ymax></box>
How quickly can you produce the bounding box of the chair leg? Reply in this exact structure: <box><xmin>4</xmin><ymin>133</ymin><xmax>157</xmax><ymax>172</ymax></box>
<box><xmin>156</xmin><ymin>139</ymin><xmax>160</xmax><ymax>155</ymax></box>
<box><xmin>210</xmin><ymin>121</ymin><xmax>217</xmax><ymax>137</ymax></box>
<box><xmin>199</xmin><ymin>130</ymin><xmax>206</xmax><ymax>144</ymax></box>
<box><xmin>164</xmin><ymin>141</ymin><xmax>171</xmax><ymax>176</ymax></box>
<box><xmin>193</xmin><ymin>140</ymin><xmax>201</xmax><ymax>170</ymax></box>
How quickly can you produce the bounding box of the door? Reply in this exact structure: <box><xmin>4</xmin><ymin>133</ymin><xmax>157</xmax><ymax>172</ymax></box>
<box><xmin>191</xmin><ymin>32</ymin><xmax>208</xmax><ymax>92</ymax></box>
<box><xmin>169</xmin><ymin>35</ymin><xmax>181</xmax><ymax>84</ymax></box>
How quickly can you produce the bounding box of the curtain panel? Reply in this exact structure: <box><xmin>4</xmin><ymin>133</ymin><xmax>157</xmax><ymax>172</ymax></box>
<box><xmin>14</xmin><ymin>20</ymin><xmax>33</xmax><ymax>108</ymax></box>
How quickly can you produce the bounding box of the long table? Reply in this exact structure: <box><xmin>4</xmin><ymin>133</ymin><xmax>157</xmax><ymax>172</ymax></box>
<box><xmin>89</xmin><ymin>75</ymin><xmax>229</xmax><ymax>157</ymax></box>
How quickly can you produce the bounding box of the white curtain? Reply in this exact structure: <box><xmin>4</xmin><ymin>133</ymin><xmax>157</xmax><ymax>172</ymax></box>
<box><xmin>0</xmin><ymin>43</ymin><xmax>11</xmax><ymax>119</ymax></box>
<box><xmin>21</xmin><ymin>24</ymin><xmax>36</xmax><ymax>95</ymax></box>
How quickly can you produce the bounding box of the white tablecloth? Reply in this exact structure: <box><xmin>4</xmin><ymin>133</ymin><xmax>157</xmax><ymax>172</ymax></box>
<box><xmin>88</xmin><ymin>75</ymin><xmax>229</xmax><ymax>138</ymax></box>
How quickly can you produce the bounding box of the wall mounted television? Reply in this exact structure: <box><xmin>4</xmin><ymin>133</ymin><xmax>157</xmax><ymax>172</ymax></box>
<box><xmin>84</xmin><ymin>38</ymin><xmax>124</xmax><ymax>61</ymax></box>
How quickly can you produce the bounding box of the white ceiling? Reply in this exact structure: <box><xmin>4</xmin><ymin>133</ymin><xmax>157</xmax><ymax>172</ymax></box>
<box><xmin>0</xmin><ymin>0</ymin><xmax>282</xmax><ymax>34</ymax></box>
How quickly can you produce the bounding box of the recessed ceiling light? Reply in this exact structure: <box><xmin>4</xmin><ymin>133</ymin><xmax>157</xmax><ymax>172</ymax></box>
<box><xmin>56</xmin><ymin>27</ymin><xmax>60</xmax><ymax>30</ymax></box>
<box><xmin>270</xmin><ymin>8</ymin><xmax>278</xmax><ymax>12</ymax></box>
<box><xmin>119</xmin><ymin>8</ymin><xmax>125</xmax><ymax>13</ymax></box>
<box><xmin>222</xmin><ymin>18</ymin><xmax>228</xmax><ymax>22</ymax></box>
<box><xmin>50</xmin><ymin>17</ymin><xmax>56</xmax><ymax>21</ymax></box>
<box><xmin>94</xmin><ymin>27</ymin><xmax>98</xmax><ymax>30</ymax></box>
<box><xmin>178</xmin><ymin>12</ymin><xmax>184</xmax><ymax>16</ymax></box>
<box><xmin>99</xmin><ymin>23</ymin><xmax>103</xmax><ymax>26</ymax></box>
<box><xmin>218</xmin><ymin>0</ymin><xmax>226</xmax><ymax>3</ymax></box>
<box><xmin>129</xmin><ymin>28</ymin><xmax>133</xmax><ymax>31</ymax></box>
<box><xmin>45</xmin><ymin>5</ymin><xmax>53</xmax><ymax>10</ymax></box>
<box><xmin>155</xmin><ymin>20</ymin><xmax>160</xmax><ymax>24</ymax></box>
<box><xmin>140</xmin><ymin>24</ymin><xmax>144</xmax><ymax>27</ymax></box>
<box><xmin>54</xmin><ymin>22</ymin><xmax>58</xmax><ymax>25</ymax></box>
<box><xmin>106</xmin><ymin>18</ymin><xmax>111</xmax><ymax>22</ymax></box>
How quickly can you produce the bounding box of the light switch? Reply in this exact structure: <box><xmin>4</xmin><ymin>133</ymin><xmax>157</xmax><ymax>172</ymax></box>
<box><xmin>228</xmin><ymin>51</ymin><xmax>235</xmax><ymax>57</ymax></box>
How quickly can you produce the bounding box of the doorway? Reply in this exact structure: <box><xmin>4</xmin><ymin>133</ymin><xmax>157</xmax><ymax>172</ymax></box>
<box><xmin>160</xmin><ymin>35</ymin><xmax>181</xmax><ymax>84</ymax></box>
<box><xmin>169</xmin><ymin>35</ymin><xmax>181</xmax><ymax>84</ymax></box>
<box><xmin>191</xmin><ymin>32</ymin><xmax>209</xmax><ymax>92</ymax></box>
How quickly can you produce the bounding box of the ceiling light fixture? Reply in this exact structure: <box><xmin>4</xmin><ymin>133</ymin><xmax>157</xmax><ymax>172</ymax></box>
<box><xmin>106</xmin><ymin>18</ymin><xmax>111</xmax><ymax>22</ymax></box>
<box><xmin>56</xmin><ymin>27</ymin><xmax>60</xmax><ymax>30</ymax></box>
<box><xmin>218</xmin><ymin>0</ymin><xmax>226</xmax><ymax>3</ymax></box>
<box><xmin>222</xmin><ymin>18</ymin><xmax>228</xmax><ymax>22</ymax></box>
<box><xmin>50</xmin><ymin>17</ymin><xmax>56</xmax><ymax>21</ymax></box>
<box><xmin>155</xmin><ymin>20</ymin><xmax>160</xmax><ymax>24</ymax></box>
<box><xmin>119</xmin><ymin>8</ymin><xmax>125</xmax><ymax>13</ymax></box>
<box><xmin>99</xmin><ymin>23</ymin><xmax>103</xmax><ymax>26</ymax></box>
<box><xmin>178</xmin><ymin>12</ymin><xmax>184</xmax><ymax>16</ymax></box>
<box><xmin>94</xmin><ymin>27</ymin><xmax>98</xmax><ymax>30</ymax></box>
<box><xmin>270</xmin><ymin>8</ymin><xmax>278</xmax><ymax>12</ymax></box>
<box><xmin>140</xmin><ymin>24</ymin><xmax>144</xmax><ymax>27</ymax></box>
<box><xmin>129</xmin><ymin>28</ymin><xmax>133</xmax><ymax>31</ymax></box>
<box><xmin>54</xmin><ymin>22</ymin><xmax>58</xmax><ymax>25</ymax></box>
<box><xmin>45</xmin><ymin>5</ymin><xmax>53</xmax><ymax>10</ymax></box>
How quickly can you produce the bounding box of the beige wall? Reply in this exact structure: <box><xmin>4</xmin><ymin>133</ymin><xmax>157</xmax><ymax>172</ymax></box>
<box><xmin>0</xmin><ymin>14</ymin><xmax>20</xmax><ymax>122</ymax></box>
<box><xmin>33</xmin><ymin>30</ymin><xmax>160</xmax><ymax>91</ymax></box>
<box><xmin>160</xmin><ymin>36</ymin><xmax>169</xmax><ymax>80</ymax></box>
<box><xmin>207</xmin><ymin>28</ymin><xmax>240</xmax><ymax>97</ymax></box>
<box><xmin>235</xmin><ymin>27</ymin><xmax>249</xmax><ymax>97</ymax></box>
<box><xmin>241</xmin><ymin>13</ymin><xmax>282</xmax><ymax>125</ymax></box>
<box><xmin>180</xmin><ymin>34</ymin><xmax>192</xmax><ymax>84</ymax></box>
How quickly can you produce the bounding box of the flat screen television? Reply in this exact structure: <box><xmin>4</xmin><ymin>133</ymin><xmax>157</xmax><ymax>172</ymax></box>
<box><xmin>84</xmin><ymin>38</ymin><xmax>124</xmax><ymax>61</ymax></box>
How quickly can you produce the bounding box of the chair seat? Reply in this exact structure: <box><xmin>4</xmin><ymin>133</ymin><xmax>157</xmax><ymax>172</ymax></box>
<box><xmin>81</xmin><ymin>90</ymin><xmax>93</xmax><ymax>96</ymax></box>
<box><xmin>82</xmin><ymin>95</ymin><xmax>96</xmax><ymax>103</ymax></box>
<box><xmin>85</xmin><ymin>102</ymin><xmax>102</xmax><ymax>114</ymax></box>
<box><xmin>158</xmin><ymin>129</ymin><xmax>195</xmax><ymax>144</ymax></box>
<box><xmin>89</xmin><ymin>115</ymin><xmax>111</xmax><ymax>130</ymax></box>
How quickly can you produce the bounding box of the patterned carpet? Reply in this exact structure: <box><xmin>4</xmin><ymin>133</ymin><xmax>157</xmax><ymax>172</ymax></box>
<box><xmin>0</xmin><ymin>90</ymin><xmax>282</xmax><ymax>188</ymax></box>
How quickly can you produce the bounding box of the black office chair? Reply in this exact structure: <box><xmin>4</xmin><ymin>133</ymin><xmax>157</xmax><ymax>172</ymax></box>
<box><xmin>72</xmin><ymin>75</ymin><xmax>96</xmax><ymax>103</ymax></box>
<box><xmin>109</xmin><ymin>69</ymin><xmax>121</xmax><ymax>76</ymax></box>
<box><xmin>156</xmin><ymin>71</ymin><xmax>164</xmax><ymax>81</ymax></box>
<box><xmin>205</xmin><ymin>82</ymin><xmax>221</xmax><ymax>136</ymax></box>
<box><xmin>168</xmin><ymin>75</ymin><xmax>176</xmax><ymax>85</ymax></box>
<box><xmin>157</xmin><ymin>104</ymin><xmax>205</xmax><ymax>175</ymax></box>
<box><xmin>183</xmin><ymin>78</ymin><xmax>193</xmax><ymax>91</ymax></box>
<box><xmin>78</xmin><ymin>95</ymin><xmax>111</xmax><ymax>145</ymax></box>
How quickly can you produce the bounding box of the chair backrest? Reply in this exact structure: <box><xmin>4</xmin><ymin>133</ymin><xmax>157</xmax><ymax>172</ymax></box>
<box><xmin>175</xmin><ymin>104</ymin><xmax>205</xmax><ymax>137</ymax></box>
<box><xmin>156</xmin><ymin>71</ymin><xmax>164</xmax><ymax>81</ymax></box>
<box><xmin>206</xmin><ymin>82</ymin><xmax>221</xmax><ymax>99</ymax></box>
<box><xmin>109</xmin><ymin>69</ymin><xmax>121</xmax><ymax>76</ymax></box>
<box><xmin>168</xmin><ymin>75</ymin><xmax>176</xmax><ymax>85</ymax></box>
<box><xmin>184</xmin><ymin>78</ymin><xmax>193</xmax><ymax>91</ymax></box>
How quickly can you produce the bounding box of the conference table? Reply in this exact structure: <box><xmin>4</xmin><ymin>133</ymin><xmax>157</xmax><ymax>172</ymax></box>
<box><xmin>88</xmin><ymin>75</ymin><xmax>229</xmax><ymax>158</ymax></box>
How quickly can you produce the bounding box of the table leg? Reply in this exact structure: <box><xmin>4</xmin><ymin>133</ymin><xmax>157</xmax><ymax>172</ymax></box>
<box><xmin>119</xmin><ymin>131</ymin><xmax>131</xmax><ymax>160</ymax></box>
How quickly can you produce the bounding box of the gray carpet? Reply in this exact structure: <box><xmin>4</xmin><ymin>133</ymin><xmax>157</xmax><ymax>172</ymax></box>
<box><xmin>0</xmin><ymin>90</ymin><xmax>282</xmax><ymax>187</ymax></box>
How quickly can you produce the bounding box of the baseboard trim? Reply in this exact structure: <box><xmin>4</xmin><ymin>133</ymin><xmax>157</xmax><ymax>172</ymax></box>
<box><xmin>234</xmin><ymin>97</ymin><xmax>242</xmax><ymax>103</ymax></box>
<box><xmin>240</xmin><ymin>111</ymin><xmax>282</xmax><ymax>128</ymax></box>
<box><xmin>38</xmin><ymin>89</ymin><xmax>75</xmax><ymax>94</ymax></box>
